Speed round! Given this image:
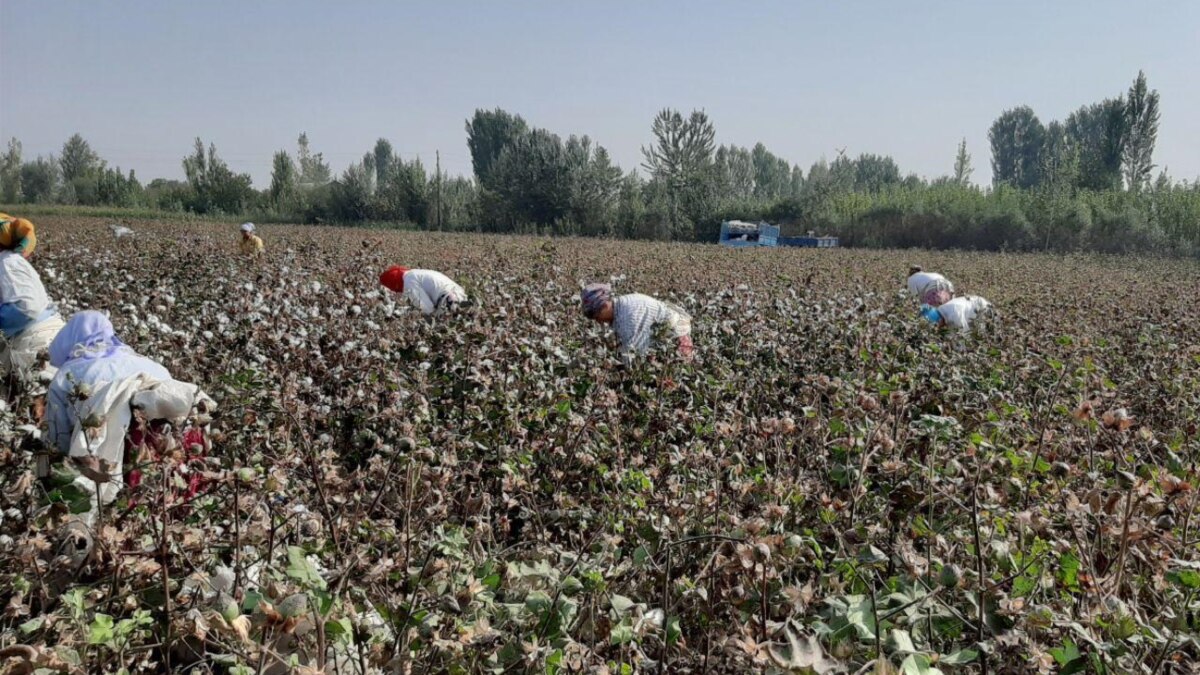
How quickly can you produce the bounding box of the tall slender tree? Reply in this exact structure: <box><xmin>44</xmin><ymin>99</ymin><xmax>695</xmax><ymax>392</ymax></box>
<box><xmin>0</xmin><ymin>138</ymin><xmax>22</xmax><ymax>203</ymax></box>
<box><xmin>297</xmin><ymin>132</ymin><xmax>331</xmax><ymax>187</ymax></box>
<box><xmin>953</xmin><ymin>138</ymin><xmax>973</xmax><ymax>185</ymax></box>
<box><xmin>641</xmin><ymin>109</ymin><xmax>716</xmax><ymax>235</ymax></box>
<box><xmin>1122</xmin><ymin>71</ymin><xmax>1160</xmax><ymax>191</ymax></box>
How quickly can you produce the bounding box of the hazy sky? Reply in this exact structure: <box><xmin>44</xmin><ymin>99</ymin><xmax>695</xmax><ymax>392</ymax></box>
<box><xmin>2</xmin><ymin>1</ymin><xmax>1197</xmax><ymax>187</ymax></box>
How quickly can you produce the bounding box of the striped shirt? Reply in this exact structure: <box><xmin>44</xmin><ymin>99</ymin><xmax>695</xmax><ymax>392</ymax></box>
<box><xmin>612</xmin><ymin>294</ymin><xmax>691</xmax><ymax>356</ymax></box>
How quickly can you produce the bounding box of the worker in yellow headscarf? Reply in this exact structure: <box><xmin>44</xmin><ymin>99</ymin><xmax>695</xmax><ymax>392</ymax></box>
<box><xmin>0</xmin><ymin>213</ymin><xmax>37</xmax><ymax>258</ymax></box>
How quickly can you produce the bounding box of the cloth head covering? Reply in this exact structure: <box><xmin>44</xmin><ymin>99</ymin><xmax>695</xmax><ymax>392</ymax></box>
<box><xmin>380</xmin><ymin>266</ymin><xmax>408</xmax><ymax>293</ymax></box>
<box><xmin>919</xmin><ymin>304</ymin><xmax>942</xmax><ymax>325</ymax></box>
<box><xmin>908</xmin><ymin>265</ymin><xmax>923</xmax><ymax>276</ymax></box>
<box><xmin>580</xmin><ymin>283</ymin><xmax>613</xmax><ymax>318</ymax></box>
<box><xmin>240</xmin><ymin>222</ymin><xmax>255</xmax><ymax>233</ymax></box>
<box><xmin>49</xmin><ymin>310</ymin><xmax>125</xmax><ymax>368</ymax></box>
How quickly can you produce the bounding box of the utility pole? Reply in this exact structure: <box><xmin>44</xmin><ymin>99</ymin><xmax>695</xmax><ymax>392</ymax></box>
<box><xmin>435</xmin><ymin>150</ymin><xmax>442</xmax><ymax>231</ymax></box>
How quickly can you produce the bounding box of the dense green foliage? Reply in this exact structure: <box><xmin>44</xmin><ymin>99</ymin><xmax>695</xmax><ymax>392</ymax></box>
<box><xmin>2</xmin><ymin>71</ymin><xmax>1197</xmax><ymax>253</ymax></box>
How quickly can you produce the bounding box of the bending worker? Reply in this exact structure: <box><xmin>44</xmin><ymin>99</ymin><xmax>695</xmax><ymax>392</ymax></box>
<box><xmin>45</xmin><ymin>311</ymin><xmax>212</xmax><ymax>512</ymax></box>
<box><xmin>906</xmin><ymin>265</ymin><xmax>954</xmax><ymax>307</ymax></box>
<box><xmin>0</xmin><ymin>249</ymin><xmax>64</xmax><ymax>380</ymax></box>
<box><xmin>921</xmin><ymin>295</ymin><xmax>994</xmax><ymax>333</ymax></box>
<box><xmin>0</xmin><ymin>213</ymin><xmax>37</xmax><ymax>259</ymax></box>
<box><xmin>380</xmin><ymin>265</ymin><xmax>468</xmax><ymax>316</ymax></box>
<box><xmin>239</xmin><ymin>222</ymin><xmax>264</xmax><ymax>256</ymax></box>
<box><xmin>580</xmin><ymin>283</ymin><xmax>694</xmax><ymax>363</ymax></box>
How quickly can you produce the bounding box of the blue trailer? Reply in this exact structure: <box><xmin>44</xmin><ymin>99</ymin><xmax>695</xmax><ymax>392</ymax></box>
<box><xmin>720</xmin><ymin>220</ymin><xmax>838</xmax><ymax>248</ymax></box>
<box><xmin>719</xmin><ymin>220</ymin><xmax>779</xmax><ymax>248</ymax></box>
<box><xmin>778</xmin><ymin>235</ymin><xmax>839</xmax><ymax>248</ymax></box>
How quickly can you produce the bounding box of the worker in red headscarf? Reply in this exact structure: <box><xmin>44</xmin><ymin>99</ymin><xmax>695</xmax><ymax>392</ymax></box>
<box><xmin>379</xmin><ymin>266</ymin><xmax>468</xmax><ymax>316</ymax></box>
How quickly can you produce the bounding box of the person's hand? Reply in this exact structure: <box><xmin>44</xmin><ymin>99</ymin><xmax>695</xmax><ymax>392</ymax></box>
<box><xmin>676</xmin><ymin>335</ymin><xmax>695</xmax><ymax>361</ymax></box>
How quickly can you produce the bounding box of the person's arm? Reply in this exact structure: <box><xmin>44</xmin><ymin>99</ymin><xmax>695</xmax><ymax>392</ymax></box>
<box><xmin>0</xmin><ymin>302</ymin><xmax>35</xmax><ymax>339</ymax></box>
<box><xmin>666</xmin><ymin>310</ymin><xmax>694</xmax><ymax>359</ymax></box>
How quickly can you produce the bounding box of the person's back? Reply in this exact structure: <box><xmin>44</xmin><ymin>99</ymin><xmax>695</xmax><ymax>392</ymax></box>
<box><xmin>405</xmin><ymin>269</ymin><xmax>464</xmax><ymax>299</ymax></box>
<box><xmin>907</xmin><ymin>271</ymin><xmax>949</xmax><ymax>296</ymax></box>
<box><xmin>612</xmin><ymin>293</ymin><xmax>682</xmax><ymax>355</ymax></box>
<box><xmin>381</xmin><ymin>267</ymin><xmax>467</xmax><ymax>315</ymax></box>
<box><xmin>937</xmin><ymin>295</ymin><xmax>991</xmax><ymax>331</ymax></box>
<box><xmin>0</xmin><ymin>251</ymin><xmax>50</xmax><ymax>321</ymax></box>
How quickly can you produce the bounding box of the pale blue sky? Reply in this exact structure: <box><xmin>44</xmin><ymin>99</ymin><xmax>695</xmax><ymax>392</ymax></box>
<box><xmin>2</xmin><ymin>1</ymin><xmax>1197</xmax><ymax>187</ymax></box>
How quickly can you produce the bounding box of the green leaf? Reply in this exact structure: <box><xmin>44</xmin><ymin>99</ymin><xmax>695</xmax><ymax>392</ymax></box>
<box><xmin>19</xmin><ymin>616</ymin><xmax>44</xmax><ymax>634</ymax></box>
<box><xmin>545</xmin><ymin>649</ymin><xmax>563</xmax><ymax>675</ymax></box>
<box><xmin>632</xmin><ymin>545</ymin><xmax>651</xmax><ymax>567</ymax></box>
<box><xmin>87</xmin><ymin>613</ymin><xmax>115</xmax><ymax>646</ymax></box>
<box><xmin>1166</xmin><ymin>568</ymin><xmax>1200</xmax><ymax>589</ymax></box>
<box><xmin>610</xmin><ymin>594</ymin><xmax>635</xmax><ymax>616</ymax></box>
<box><xmin>242</xmin><ymin>590</ymin><xmax>263</xmax><ymax>613</ymax></box>
<box><xmin>1049</xmin><ymin>640</ymin><xmax>1083</xmax><ymax>670</ymax></box>
<box><xmin>666</xmin><ymin>615</ymin><xmax>682</xmax><ymax>645</ymax></box>
<box><xmin>857</xmin><ymin>545</ymin><xmax>888</xmax><ymax>565</ymax></box>
<box><xmin>891</xmin><ymin>629</ymin><xmax>916</xmax><ymax>653</ymax></box>
<box><xmin>900</xmin><ymin>653</ymin><xmax>944</xmax><ymax>675</ymax></box>
<box><xmin>285</xmin><ymin>546</ymin><xmax>327</xmax><ymax>590</ymax></box>
<box><xmin>325</xmin><ymin>617</ymin><xmax>354</xmax><ymax>643</ymax></box>
<box><xmin>940</xmin><ymin>648</ymin><xmax>978</xmax><ymax>665</ymax></box>
<box><xmin>525</xmin><ymin>591</ymin><xmax>553</xmax><ymax>615</ymax></box>
<box><xmin>610</xmin><ymin>619</ymin><xmax>635</xmax><ymax>645</ymax></box>
<box><xmin>1058</xmin><ymin>551</ymin><xmax>1081</xmax><ymax>591</ymax></box>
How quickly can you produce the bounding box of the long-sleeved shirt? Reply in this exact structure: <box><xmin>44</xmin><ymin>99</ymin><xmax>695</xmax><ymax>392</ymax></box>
<box><xmin>906</xmin><ymin>272</ymin><xmax>953</xmax><ymax>296</ymax></box>
<box><xmin>46</xmin><ymin>349</ymin><xmax>172</xmax><ymax>454</ymax></box>
<box><xmin>611</xmin><ymin>294</ymin><xmax>691</xmax><ymax>356</ymax></box>
<box><xmin>401</xmin><ymin>269</ymin><xmax>467</xmax><ymax>315</ymax></box>
<box><xmin>937</xmin><ymin>295</ymin><xmax>992</xmax><ymax>331</ymax></box>
<box><xmin>0</xmin><ymin>251</ymin><xmax>52</xmax><ymax>338</ymax></box>
<box><xmin>239</xmin><ymin>234</ymin><xmax>264</xmax><ymax>255</ymax></box>
<box><xmin>0</xmin><ymin>214</ymin><xmax>37</xmax><ymax>258</ymax></box>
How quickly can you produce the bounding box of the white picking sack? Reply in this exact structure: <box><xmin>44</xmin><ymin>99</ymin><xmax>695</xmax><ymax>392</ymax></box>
<box><xmin>132</xmin><ymin>379</ymin><xmax>216</xmax><ymax>419</ymax></box>
<box><xmin>69</xmin><ymin>374</ymin><xmax>215</xmax><ymax>525</ymax></box>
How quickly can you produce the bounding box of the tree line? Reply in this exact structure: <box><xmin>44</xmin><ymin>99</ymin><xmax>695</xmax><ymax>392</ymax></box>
<box><xmin>2</xmin><ymin>70</ymin><xmax>1198</xmax><ymax>254</ymax></box>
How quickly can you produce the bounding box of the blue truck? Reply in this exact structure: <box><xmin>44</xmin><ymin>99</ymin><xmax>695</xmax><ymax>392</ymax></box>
<box><xmin>719</xmin><ymin>220</ymin><xmax>838</xmax><ymax>248</ymax></box>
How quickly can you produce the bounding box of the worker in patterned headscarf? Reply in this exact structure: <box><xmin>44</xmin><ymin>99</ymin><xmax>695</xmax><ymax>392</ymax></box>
<box><xmin>580</xmin><ymin>283</ymin><xmax>693</xmax><ymax>363</ymax></box>
<box><xmin>0</xmin><ymin>213</ymin><xmax>38</xmax><ymax>258</ymax></box>
<box><xmin>239</xmin><ymin>222</ymin><xmax>264</xmax><ymax>256</ymax></box>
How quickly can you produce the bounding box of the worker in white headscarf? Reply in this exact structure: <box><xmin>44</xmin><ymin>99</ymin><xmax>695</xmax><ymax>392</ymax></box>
<box><xmin>921</xmin><ymin>296</ymin><xmax>995</xmax><ymax>333</ymax></box>
<box><xmin>0</xmin><ymin>250</ymin><xmax>65</xmax><ymax>380</ymax></box>
<box><xmin>580</xmin><ymin>283</ymin><xmax>694</xmax><ymax>363</ymax></box>
<box><xmin>45</xmin><ymin>311</ymin><xmax>213</xmax><ymax>515</ymax></box>
<box><xmin>239</xmin><ymin>222</ymin><xmax>264</xmax><ymax>256</ymax></box>
<box><xmin>906</xmin><ymin>265</ymin><xmax>955</xmax><ymax>306</ymax></box>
